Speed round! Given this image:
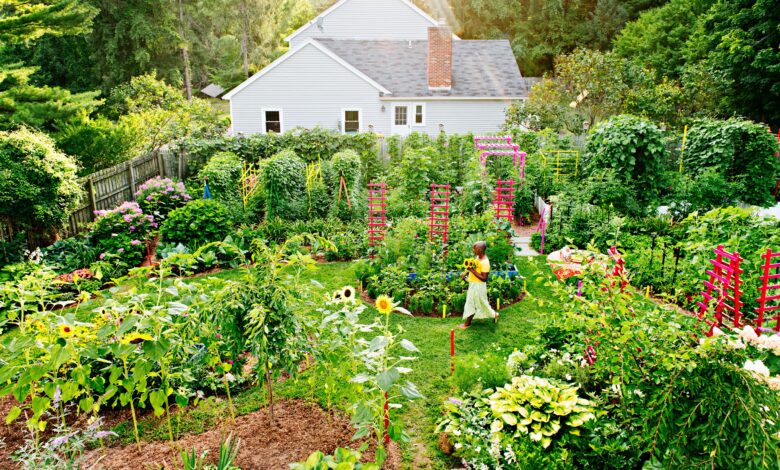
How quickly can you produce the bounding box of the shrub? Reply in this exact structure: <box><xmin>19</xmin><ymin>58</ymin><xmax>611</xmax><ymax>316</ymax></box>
<box><xmin>684</xmin><ymin>118</ymin><xmax>779</xmax><ymax>206</ymax></box>
<box><xmin>0</xmin><ymin>128</ymin><xmax>82</xmax><ymax>246</ymax></box>
<box><xmin>197</xmin><ymin>151</ymin><xmax>243</xmax><ymax>207</ymax></box>
<box><xmin>134</xmin><ymin>176</ymin><xmax>191</xmax><ymax>221</ymax></box>
<box><xmin>584</xmin><ymin>115</ymin><xmax>667</xmax><ymax>204</ymax></box>
<box><xmin>42</xmin><ymin>234</ymin><xmax>99</xmax><ymax>273</ymax></box>
<box><xmin>55</xmin><ymin>117</ymin><xmax>138</xmax><ymax>175</ymax></box>
<box><xmin>160</xmin><ymin>199</ymin><xmax>234</xmax><ymax>248</ymax></box>
<box><xmin>261</xmin><ymin>149</ymin><xmax>306</xmax><ymax>220</ymax></box>
<box><xmin>91</xmin><ymin>201</ymin><xmax>155</xmax><ymax>270</ymax></box>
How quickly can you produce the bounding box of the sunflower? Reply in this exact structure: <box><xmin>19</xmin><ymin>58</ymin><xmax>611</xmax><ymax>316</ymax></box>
<box><xmin>463</xmin><ymin>258</ymin><xmax>477</xmax><ymax>270</ymax></box>
<box><xmin>120</xmin><ymin>332</ymin><xmax>153</xmax><ymax>345</ymax></box>
<box><xmin>341</xmin><ymin>286</ymin><xmax>357</xmax><ymax>303</ymax></box>
<box><xmin>58</xmin><ymin>324</ymin><xmax>75</xmax><ymax>338</ymax></box>
<box><xmin>375</xmin><ymin>295</ymin><xmax>394</xmax><ymax>314</ymax></box>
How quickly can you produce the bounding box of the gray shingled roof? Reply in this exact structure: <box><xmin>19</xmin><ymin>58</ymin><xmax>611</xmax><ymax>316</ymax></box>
<box><xmin>316</xmin><ymin>39</ymin><xmax>525</xmax><ymax>98</ymax></box>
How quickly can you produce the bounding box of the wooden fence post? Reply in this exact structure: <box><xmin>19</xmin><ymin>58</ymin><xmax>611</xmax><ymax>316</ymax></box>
<box><xmin>177</xmin><ymin>149</ymin><xmax>185</xmax><ymax>181</ymax></box>
<box><xmin>87</xmin><ymin>178</ymin><xmax>97</xmax><ymax>220</ymax></box>
<box><xmin>157</xmin><ymin>151</ymin><xmax>166</xmax><ymax>178</ymax></box>
<box><xmin>126</xmin><ymin>161</ymin><xmax>136</xmax><ymax>196</ymax></box>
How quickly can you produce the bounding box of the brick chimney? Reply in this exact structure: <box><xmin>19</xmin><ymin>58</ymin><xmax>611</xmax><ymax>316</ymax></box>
<box><xmin>427</xmin><ymin>22</ymin><xmax>452</xmax><ymax>91</ymax></box>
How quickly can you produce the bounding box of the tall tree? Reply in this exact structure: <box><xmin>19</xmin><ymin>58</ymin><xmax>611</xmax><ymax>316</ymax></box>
<box><xmin>0</xmin><ymin>1</ymin><xmax>101</xmax><ymax>130</ymax></box>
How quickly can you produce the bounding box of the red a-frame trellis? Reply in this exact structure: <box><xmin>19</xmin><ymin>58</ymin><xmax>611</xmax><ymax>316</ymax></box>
<box><xmin>429</xmin><ymin>184</ymin><xmax>450</xmax><ymax>245</ymax></box>
<box><xmin>697</xmin><ymin>245</ymin><xmax>744</xmax><ymax>332</ymax></box>
<box><xmin>367</xmin><ymin>182</ymin><xmax>387</xmax><ymax>257</ymax></box>
<box><xmin>756</xmin><ymin>248</ymin><xmax>780</xmax><ymax>332</ymax></box>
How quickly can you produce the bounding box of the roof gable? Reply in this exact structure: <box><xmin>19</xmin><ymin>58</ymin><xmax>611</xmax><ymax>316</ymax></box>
<box><xmin>286</xmin><ymin>0</ymin><xmax>454</xmax><ymax>43</ymax></box>
<box><xmin>222</xmin><ymin>39</ymin><xmax>391</xmax><ymax>100</ymax></box>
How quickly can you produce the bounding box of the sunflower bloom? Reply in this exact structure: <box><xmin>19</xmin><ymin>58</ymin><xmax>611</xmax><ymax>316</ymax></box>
<box><xmin>120</xmin><ymin>332</ymin><xmax>153</xmax><ymax>345</ymax></box>
<box><xmin>375</xmin><ymin>295</ymin><xmax>394</xmax><ymax>314</ymax></box>
<box><xmin>58</xmin><ymin>324</ymin><xmax>75</xmax><ymax>338</ymax></box>
<box><xmin>341</xmin><ymin>286</ymin><xmax>357</xmax><ymax>303</ymax></box>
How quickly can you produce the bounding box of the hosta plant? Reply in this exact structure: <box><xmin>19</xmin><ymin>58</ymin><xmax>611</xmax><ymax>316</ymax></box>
<box><xmin>488</xmin><ymin>375</ymin><xmax>595</xmax><ymax>449</ymax></box>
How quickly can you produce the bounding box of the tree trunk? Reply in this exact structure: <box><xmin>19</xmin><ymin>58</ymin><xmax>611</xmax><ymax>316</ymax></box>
<box><xmin>240</xmin><ymin>1</ymin><xmax>250</xmax><ymax>78</ymax></box>
<box><xmin>177</xmin><ymin>0</ymin><xmax>192</xmax><ymax>100</ymax></box>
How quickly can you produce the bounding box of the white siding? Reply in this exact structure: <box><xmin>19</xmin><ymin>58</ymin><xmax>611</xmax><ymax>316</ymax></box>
<box><xmin>289</xmin><ymin>0</ymin><xmax>437</xmax><ymax>49</ymax></box>
<box><xmin>230</xmin><ymin>44</ymin><xmax>386</xmax><ymax>135</ymax></box>
<box><xmin>385</xmin><ymin>100</ymin><xmax>514</xmax><ymax>135</ymax></box>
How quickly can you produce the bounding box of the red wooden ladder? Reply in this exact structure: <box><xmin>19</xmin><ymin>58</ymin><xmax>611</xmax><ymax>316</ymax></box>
<box><xmin>756</xmin><ymin>248</ymin><xmax>780</xmax><ymax>332</ymax></box>
<box><xmin>697</xmin><ymin>245</ymin><xmax>744</xmax><ymax>333</ymax></box>
<box><xmin>493</xmin><ymin>179</ymin><xmax>515</xmax><ymax>223</ymax></box>
<box><xmin>429</xmin><ymin>184</ymin><xmax>450</xmax><ymax>245</ymax></box>
<box><xmin>367</xmin><ymin>182</ymin><xmax>387</xmax><ymax>258</ymax></box>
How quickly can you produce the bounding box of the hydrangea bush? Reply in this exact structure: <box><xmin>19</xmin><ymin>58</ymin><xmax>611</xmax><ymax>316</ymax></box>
<box><xmin>134</xmin><ymin>176</ymin><xmax>191</xmax><ymax>221</ymax></box>
<box><xmin>91</xmin><ymin>202</ymin><xmax>155</xmax><ymax>269</ymax></box>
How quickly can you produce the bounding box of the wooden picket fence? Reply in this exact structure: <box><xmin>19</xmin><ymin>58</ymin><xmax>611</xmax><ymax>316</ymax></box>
<box><xmin>0</xmin><ymin>148</ymin><xmax>184</xmax><ymax>241</ymax></box>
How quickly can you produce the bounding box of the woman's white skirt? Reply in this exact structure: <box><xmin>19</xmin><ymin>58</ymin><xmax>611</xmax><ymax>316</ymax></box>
<box><xmin>463</xmin><ymin>281</ymin><xmax>496</xmax><ymax>320</ymax></box>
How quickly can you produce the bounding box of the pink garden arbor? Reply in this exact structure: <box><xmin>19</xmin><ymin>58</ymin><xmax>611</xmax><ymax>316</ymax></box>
<box><xmin>474</xmin><ymin>135</ymin><xmax>527</xmax><ymax>224</ymax></box>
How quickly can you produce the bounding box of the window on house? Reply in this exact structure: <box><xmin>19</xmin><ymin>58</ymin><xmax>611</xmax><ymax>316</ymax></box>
<box><xmin>394</xmin><ymin>106</ymin><xmax>408</xmax><ymax>126</ymax></box>
<box><xmin>343</xmin><ymin>109</ymin><xmax>360</xmax><ymax>133</ymax></box>
<box><xmin>414</xmin><ymin>104</ymin><xmax>425</xmax><ymax>125</ymax></box>
<box><xmin>264</xmin><ymin>110</ymin><xmax>281</xmax><ymax>133</ymax></box>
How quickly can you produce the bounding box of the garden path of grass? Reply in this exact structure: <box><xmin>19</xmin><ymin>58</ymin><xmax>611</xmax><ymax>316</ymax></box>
<box><xmin>98</xmin><ymin>256</ymin><xmax>563</xmax><ymax>469</ymax></box>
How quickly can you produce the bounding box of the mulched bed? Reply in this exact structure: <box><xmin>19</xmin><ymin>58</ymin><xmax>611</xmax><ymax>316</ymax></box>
<box><xmin>81</xmin><ymin>400</ymin><xmax>400</xmax><ymax>469</ymax></box>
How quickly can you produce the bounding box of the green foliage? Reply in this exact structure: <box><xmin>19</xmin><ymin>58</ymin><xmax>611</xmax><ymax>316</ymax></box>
<box><xmin>197</xmin><ymin>151</ymin><xmax>243</xmax><ymax>209</ymax></box>
<box><xmin>291</xmin><ymin>446</ymin><xmax>378</xmax><ymax>470</ymax></box>
<box><xmin>452</xmin><ymin>351</ymin><xmax>510</xmax><ymax>393</ymax></box>
<box><xmin>42</xmin><ymin>234</ymin><xmax>98</xmax><ymax>273</ymax></box>
<box><xmin>584</xmin><ymin>115</ymin><xmax>667</xmax><ymax>204</ymax></box>
<box><xmin>683</xmin><ymin>118</ymin><xmax>779</xmax><ymax>206</ymax></box>
<box><xmin>0</xmin><ymin>127</ymin><xmax>82</xmax><ymax>243</ymax></box>
<box><xmin>665</xmin><ymin>170</ymin><xmax>736</xmax><ymax>220</ymax></box>
<box><xmin>135</xmin><ymin>176</ymin><xmax>192</xmax><ymax>221</ymax></box>
<box><xmin>105</xmin><ymin>74</ymin><xmax>228</xmax><ymax>154</ymax></box>
<box><xmin>160</xmin><ymin>199</ymin><xmax>234</xmax><ymax>249</ymax></box>
<box><xmin>260</xmin><ymin>149</ymin><xmax>306</xmax><ymax>220</ymax></box>
<box><xmin>55</xmin><ymin>117</ymin><xmax>138</xmax><ymax>175</ymax></box>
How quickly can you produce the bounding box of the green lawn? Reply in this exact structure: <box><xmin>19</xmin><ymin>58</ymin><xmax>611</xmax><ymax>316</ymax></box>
<box><xmin>98</xmin><ymin>256</ymin><xmax>563</xmax><ymax>468</ymax></box>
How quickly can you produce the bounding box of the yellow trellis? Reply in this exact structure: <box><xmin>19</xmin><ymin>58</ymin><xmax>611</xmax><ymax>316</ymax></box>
<box><xmin>241</xmin><ymin>162</ymin><xmax>259</xmax><ymax>209</ymax></box>
<box><xmin>306</xmin><ymin>158</ymin><xmax>323</xmax><ymax>216</ymax></box>
<box><xmin>540</xmin><ymin>150</ymin><xmax>579</xmax><ymax>181</ymax></box>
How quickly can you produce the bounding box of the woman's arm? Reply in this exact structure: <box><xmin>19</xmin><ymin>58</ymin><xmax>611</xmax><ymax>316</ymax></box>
<box><xmin>467</xmin><ymin>268</ymin><xmax>489</xmax><ymax>282</ymax></box>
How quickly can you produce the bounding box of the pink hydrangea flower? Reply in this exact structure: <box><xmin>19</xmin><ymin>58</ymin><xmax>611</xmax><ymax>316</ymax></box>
<box><xmin>131</xmin><ymin>239</ymin><xmax>141</xmax><ymax>246</ymax></box>
<box><xmin>99</xmin><ymin>253</ymin><xmax>105</xmax><ymax>260</ymax></box>
<box><xmin>118</xmin><ymin>248</ymin><xmax>124</xmax><ymax>253</ymax></box>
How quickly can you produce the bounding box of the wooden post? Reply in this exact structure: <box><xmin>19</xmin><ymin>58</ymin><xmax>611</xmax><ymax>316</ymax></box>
<box><xmin>126</xmin><ymin>161</ymin><xmax>136</xmax><ymax>196</ymax></box>
<box><xmin>177</xmin><ymin>149</ymin><xmax>185</xmax><ymax>181</ymax></box>
<box><xmin>87</xmin><ymin>178</ymin><xmax>97</xmax><ymax>220</ymax></box>
<box><xmin>157</xmin><ymin>151</ymin><xmax>166</xmax><ymax>178</ymax></box>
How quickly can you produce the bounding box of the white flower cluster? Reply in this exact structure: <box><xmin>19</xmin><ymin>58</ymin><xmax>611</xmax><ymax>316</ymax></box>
<box><xmin>709</xmin><ymin>326</ymin><xmax>780</xmax><ymax>390</ymax></box>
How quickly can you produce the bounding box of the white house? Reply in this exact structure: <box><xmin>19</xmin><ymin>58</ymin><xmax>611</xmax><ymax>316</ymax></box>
<box><xmin>223</xmin><ymin>0</ymin><xmax>527</xmax><ymax>136</ymax></box>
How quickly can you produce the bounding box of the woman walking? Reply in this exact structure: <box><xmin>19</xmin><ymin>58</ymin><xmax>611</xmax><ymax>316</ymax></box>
<box><xmin>459</xmin><ymin>241</ymin><xmax>498</xmax><ymax>329</ymax></box>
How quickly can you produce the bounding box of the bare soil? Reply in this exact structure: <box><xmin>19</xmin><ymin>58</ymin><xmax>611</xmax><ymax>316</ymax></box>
<box><xmin>81</xmin><ymin>400</ymin><xmax>400</xmax><ymax>470</ymax></box>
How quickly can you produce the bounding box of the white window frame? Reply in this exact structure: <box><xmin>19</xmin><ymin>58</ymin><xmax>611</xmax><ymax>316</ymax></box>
<box><xmin>262</xmin><ymin>108</ymin><xmax>283</xmax><ymax>134</ymax></box>
<box><xmin>341</xmin><ymin>108</ymin><xmax>362</xmax><ymax>134</ymax></box>
<box><xmin>412</xmin><ymin>102</ymin><xmax>426</xmax><ymax>126</ymax></box>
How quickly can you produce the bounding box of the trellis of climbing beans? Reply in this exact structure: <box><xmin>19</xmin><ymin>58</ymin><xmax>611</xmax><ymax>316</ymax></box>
<box><xmin>755</xmin><ymin>248</ymin><xmax>780</xmax><ymax>333</ymax></box>
<box><xmin>367</xmin><ymin>182</ymin><xmax>387</xmax><ymax>258</ymax></box>
<box><xmin>429</xmin><ymin>184</ymin><xmax>450</xmax><ymax>245</ymax></box>
<box><xmin>696</xmin><ymin>245</ymin><xmax>744</xmax><ymax>333</ymax></box>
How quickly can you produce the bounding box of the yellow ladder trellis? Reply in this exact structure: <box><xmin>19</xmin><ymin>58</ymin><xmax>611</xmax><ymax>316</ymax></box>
<box><xmin>540</xmin><ymin>150</ymin><xmax>579</xmax><ymax>181</ymax></box>
<box><xmin>241</xmin><ymin>162</ymin><xmax>259</xmax><ymax>209</ymax></box>
<box><xmin>306</xmin><ymin>158</ymin><xmax>323</xmax><ymax>216</ymax></box>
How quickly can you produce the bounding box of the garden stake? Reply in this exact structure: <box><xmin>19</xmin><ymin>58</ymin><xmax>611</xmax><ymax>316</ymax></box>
<box><xmin>672</xmin><ymin>248</ymin><xmax>681</xmax><ymax>285</ymax></box>
<box><xmin>523</xmin><ymin>279</ymin><xmax>527</xmax><ymax>294</ymax></box>
<box><xmin>646</xmin><ymin>286</ymin><xmax>650</xmax><ymax>298</ymax></box>
<box><xmin>384</xmin><ymin>392</ymin><xmax>390</xmax><ymax>445</ymax></box>
<box><xmin>577</xmin><ymin>280</ymin><xmax>582</xmax><ymax>296</ymax></box>
<box><xmin>497</xmin><ymin>298</ymin><xmax>501</xmax><ymax>310</ymax></box>
<box><xmin>679</xmin><ymin>125</ymin><xmax>688</xmax><ymax>174</ymax></box>
<box><xmin>660</xmin><ymin>242</ymin><xmax>667</xmax><ymax>280</ymax></box>
<box><xmin>442</xmin><ymin>305</ymin><xmax>446</xmax><ymax>319</ymax></box>
<box><xmin>450</xmin><ymin>329</ymin><xmax>455</xmax><ymax>376</ymax></box>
